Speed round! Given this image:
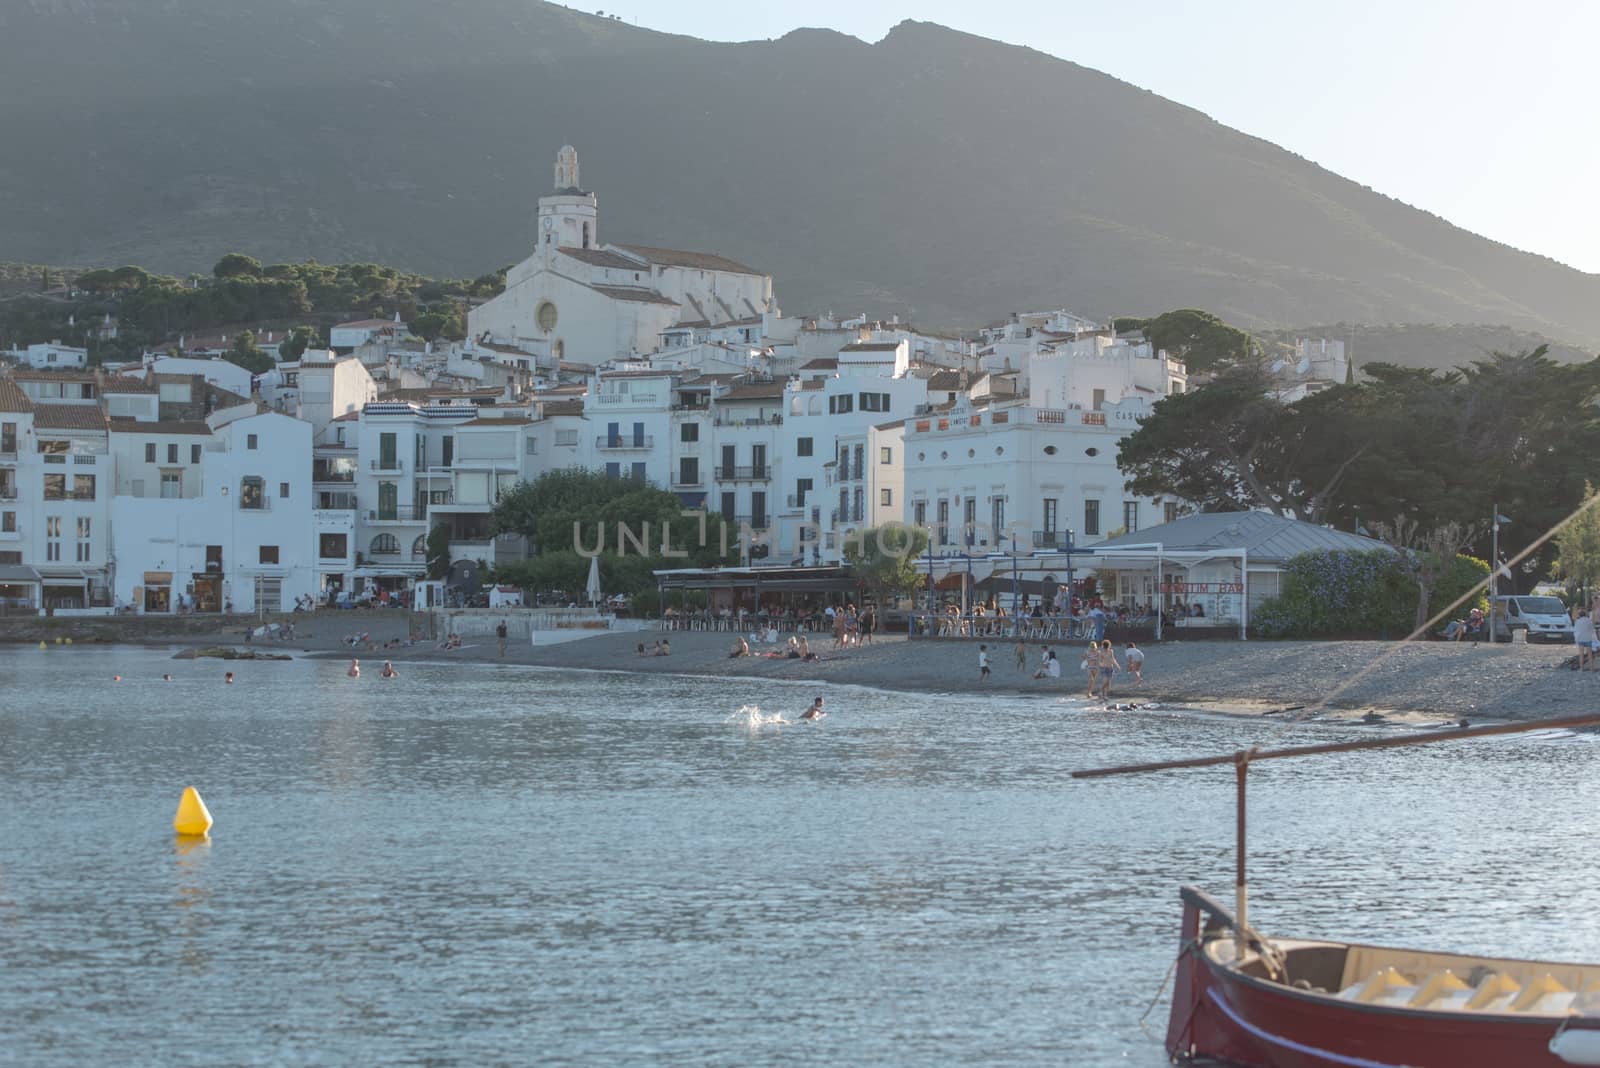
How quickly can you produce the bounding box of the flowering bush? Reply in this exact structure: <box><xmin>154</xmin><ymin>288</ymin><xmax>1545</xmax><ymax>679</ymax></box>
<box><xmin>1251</xmin><ymin>549</ymin><xmax>1487</xmax><ymax>638</ymax></box>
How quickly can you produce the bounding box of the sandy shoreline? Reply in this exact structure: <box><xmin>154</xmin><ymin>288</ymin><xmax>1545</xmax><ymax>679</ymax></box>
<box><xmin>139</xmin><ymin>610</ymin><xmax>1596</xmax><ymax>724</ymax></box>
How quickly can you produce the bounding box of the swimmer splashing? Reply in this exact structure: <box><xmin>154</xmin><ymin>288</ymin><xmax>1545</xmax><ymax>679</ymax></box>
<box><xmin>800</xmin><ymin>696</ymin><xmax>826</xmax><ymax>722</ymax></box>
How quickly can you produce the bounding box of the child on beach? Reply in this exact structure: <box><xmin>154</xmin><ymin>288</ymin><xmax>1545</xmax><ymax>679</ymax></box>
<box><xmin>978</xmin><ymin>644</ymin><xmax>991</xmax><ymax>682</ymax></box>
<box><xmin>1125</xmin><ymin>642</ymin><xmax>1145</xmax><ymax>685</ymax></box>
<box><xmin>1034</xmin><ymin>646</ymin><xmax>1053</xmax><ymax>679</ymax></box>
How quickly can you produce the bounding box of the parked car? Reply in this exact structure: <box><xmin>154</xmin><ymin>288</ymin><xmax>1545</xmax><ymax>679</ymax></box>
<box><xmin>1492</xmin><ymin>594</ymin><xmax>1573</xmax><ymax>643</ymax></box>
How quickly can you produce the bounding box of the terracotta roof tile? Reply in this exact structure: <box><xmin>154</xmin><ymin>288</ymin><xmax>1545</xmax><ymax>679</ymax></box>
<box><xmin>32</xmin><ymin>404</ymin><xmax>109</xmax><ymax>430</ymax></box>
<box><xmin>559</xmin><ymin>247</ymin><xmax>647</xmax><ymax>270</ymax></box>
<box><xmin>109</xmin><ymin>418</ymin><xmax>213</xmax><ymax>436</ymax></box>
<box><xmin>613</xmin><ymin>244</ymin><xmax>764</xmax><ymax>276</ymax></box>
<box><xmin>590</xmin><ymin>284</ymin><xmax>677</xmax><ymax>306</ymax></box>
<box><xmin>0</xmin><ymin>378</ymin><xmax>33</xmax><ymax>412</ymax></box>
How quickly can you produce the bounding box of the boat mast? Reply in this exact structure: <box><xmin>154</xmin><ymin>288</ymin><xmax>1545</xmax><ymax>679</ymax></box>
<box><xmin>1073</xmin><ymin>713</ymin><xmax>1600</xmax><ymax>955</ymax></box>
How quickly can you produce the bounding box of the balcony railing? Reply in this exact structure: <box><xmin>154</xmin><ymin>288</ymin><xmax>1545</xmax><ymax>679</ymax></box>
<box><xmin>1082</xmin><ymin>411</ymin><xmax>1106</xmax><ymax>426</ymax></box>
<box><xmin>731</xmin><ymin>516</ymin><xmax>770</xmax><ymax>531</ymax></box>
<box><xmin>712</xmin><ymin>415</ymin><xmax>783</xmax><ymax>427</ymax></box>
<box><xmin>714</xmin><ymin>465</ymin><xmax>769</xmax><ymax>481</ymax></box>
<box><xmin>313</xmin><ymin>470</ymin><xmax>356</xmax><ymax>483</ymax></box>
<box><xmin>238</xmin><ymin>497</ymin><xmax>271</xmax><ymax>512</ymax></box>
<box><xmin>370</xmin><ymin>459</ymin><xmax>406</xmax><ymax>471</ymax></box>
<box><xmin>0</xmin><ymin>487</ymin><xmax>17</xmax><ymax>501</ymax></box>
<box><xmin>367</xmin><ymin>506</ymin><xmax>426</xmax><ymax>522</ymax></box>
<box><xmin>595</xmin><ymin>392</ymin><xmax>660</xmax><ymax>406</ymax></box>
<box><xmin>1032</xmin><ymin>531</ymin><xmax>1061</xmax><ymax>548</ymax></box>
<box><xmin>671</xmin><ymin>476</ymin><xmax>705</xmax><ymax>489</ymax></box>
<box><xmin>596</xmin><ymin>435</ymin><xmax>655</xmax><ymax>450</ymax></box>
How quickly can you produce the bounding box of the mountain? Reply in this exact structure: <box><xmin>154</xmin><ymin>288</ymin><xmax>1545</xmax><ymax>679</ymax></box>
<box><xmin>4</xmin><ymin>1</ymin><xmax>1598</xmax><ymax>346</ymax></box>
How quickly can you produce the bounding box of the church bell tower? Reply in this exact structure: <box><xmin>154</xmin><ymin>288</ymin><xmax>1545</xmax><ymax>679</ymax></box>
<box><xmin>537</xmin><ymin>145</ymin><xmax>599</xmax><ymax>256</ymax></box>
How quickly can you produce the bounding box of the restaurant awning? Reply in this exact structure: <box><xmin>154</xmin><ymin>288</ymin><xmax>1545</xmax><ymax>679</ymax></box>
<box><xmin>0</xmin><ymin>565</ymin><xmax>41</xmax><ymax>583</ymax></box>
<box><xmin>143</xmin><ymin>571</ymin><xmax>174</xmax><ymax>585</ymax></box>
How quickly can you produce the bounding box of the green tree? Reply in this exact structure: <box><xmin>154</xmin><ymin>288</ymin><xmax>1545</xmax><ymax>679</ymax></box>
<box><xmin>222</xmin><ymin>329</ymin><xmax>274</xmax><ymax>374</ymax></box>
<box><xmin>213</xmin><ymin>253</ymin><xmax>262</xmax><ymax>279</ymax></box>
<box><xmin>1371</xmin><ymin>516</ymin><xmax>1485</xmax><ymax>634</ymax></box>
<box><xmin>279</xmin><ymin>326</ymin><xmax>320</xmax><ymax>361</ymax></box>
<box><xmin>1552</xmin><ymin>485</ymin><xmax>1600</xmax><ymax>602</ymax></box>
<box><xmin>1121</xmin><ymin>308</ymin><xmax>1261</xmax><ymax>375</ymax></box>
<box><xmin>842</xmin><ymin>524</ymin><xmax>929</xmax><ymax>600</ymax></box>
<box><xmin>424</xmin><ymin>523</ymin><xmax>453</xmax><ymax>580</ymax></box>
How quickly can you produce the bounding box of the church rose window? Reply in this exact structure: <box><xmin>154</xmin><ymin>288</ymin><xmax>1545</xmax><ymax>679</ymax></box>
<box><xmin>537</xmin><ymin>301</ymin><xmax>558</xmax><ymax>332</ymax></box>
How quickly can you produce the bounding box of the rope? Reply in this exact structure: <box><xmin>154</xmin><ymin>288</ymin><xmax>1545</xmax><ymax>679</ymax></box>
<box><xmin>1138</xmin><ymin>949</ymin><xmax>1183</xmax><ymax>1041</ymax></box>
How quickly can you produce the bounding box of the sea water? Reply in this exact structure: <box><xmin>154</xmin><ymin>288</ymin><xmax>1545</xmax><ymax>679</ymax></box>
<box><xmin>3</xmin><ymin>646</ymin><xmax>1600</xmax><ymax>1066</ymax></box>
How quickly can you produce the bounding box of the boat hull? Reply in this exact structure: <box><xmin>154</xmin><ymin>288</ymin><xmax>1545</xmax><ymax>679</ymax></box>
<box><xmin>1167</xmin><ymin>887</ymin><xmax>1580</xmax><ymax>1068</ymax></box>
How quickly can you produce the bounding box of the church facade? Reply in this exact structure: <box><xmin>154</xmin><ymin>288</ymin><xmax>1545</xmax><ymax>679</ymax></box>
<box><xmin>467</xmin><ymin>147</ymin><xmax>777</xmax><ymax>367</ymax></box>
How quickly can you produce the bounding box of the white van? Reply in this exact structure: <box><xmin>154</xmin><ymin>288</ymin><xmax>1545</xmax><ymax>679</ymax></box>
<box><xmin>1492</xmin><ymin>595</ymin><xmax>1574</xmax><ymax>643</ymax></box>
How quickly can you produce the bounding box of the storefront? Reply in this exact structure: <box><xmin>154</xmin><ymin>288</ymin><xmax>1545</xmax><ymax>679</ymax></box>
<box><xmin>139</xmin><ymin>570</ymin><xmax>173</xmax><ymax>613</ymax></box>
<box><xmin>0</xmin><ymin>564</ymin><xmax>41</xmax><ymax>614</ymax></box>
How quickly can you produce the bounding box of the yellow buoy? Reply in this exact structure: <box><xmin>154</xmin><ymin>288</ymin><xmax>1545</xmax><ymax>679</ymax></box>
<box><xmin>173</xmin><ymin>786</ymin><xmax>214</xmax><ymax>836</ymax></box>
<box><xmin>54</xmin><ymin>637</ymin><xmax>62</xmax><ymax>645</ymax></box>
<box><xmin>65</xmin><ymin>638</ymin><xmax>72</xmax><ymax>645</ymax></box>
<box><xmin>38</xmin><ymin>641</ymin><xmax>46</xmax><ymax>649</ymax></box>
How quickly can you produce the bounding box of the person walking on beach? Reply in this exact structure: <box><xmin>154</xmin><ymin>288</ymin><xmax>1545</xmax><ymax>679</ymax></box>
<box><xmin>1097</xmin><ymin>640</ymin><xmax>1122</xmax><ymax>699</ymax></box>
<box><xmin>1014</xmin><ymin>638</ymin><xmax>1027</xmax><ymax>672</ymax></box>
<box><xmin>1083</xmin><ymin>642</ymin><xmax>1100</xmax><ymax>697</ymax></box>
<box><xmin>861</xmin><ymin>606</ymin><xmax>875</xmax><ymax>644</ymax></box>
<box><xmin>832</xmin><ymin>608</ymin><xmax>847</xmax><ymax>649</ymax></box>
<box><xmin>1125</xmin><ymin>642</ymin><xmax>1145</xmax><ymax>685</ymax></box>
<box><xmin>978</xmin><ymin>644</ymin><xmax>991</xmax><ymax>682</ymax></box>
<box><xmin>1574</xmin><ymin>607</ymin><xmax>1596</xmax><ymax>671</ymax></box>
<box><xmin>496</xmin><ymin>620</ymin><xmax>508</xmax><ymax>657</ymax></box>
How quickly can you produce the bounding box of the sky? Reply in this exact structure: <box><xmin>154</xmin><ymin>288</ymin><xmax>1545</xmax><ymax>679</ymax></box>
<box><xmin>617</xmin><ymin>0</ymin><xmax>1599</xmax><ymax>274</ymax></box>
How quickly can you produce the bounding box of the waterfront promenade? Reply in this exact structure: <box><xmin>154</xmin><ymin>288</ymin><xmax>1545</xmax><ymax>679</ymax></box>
<box><xmin>93</xmin><ymin>609</ymin><xmax>1594</xmax><ymax>722</ymax></box>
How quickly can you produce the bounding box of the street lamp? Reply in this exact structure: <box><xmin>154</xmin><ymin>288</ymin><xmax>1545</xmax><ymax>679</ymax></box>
<box><xmin>1491</xmin><ymin>506</ymin><xmax>1512</xmax><ymax>641</ymax></box>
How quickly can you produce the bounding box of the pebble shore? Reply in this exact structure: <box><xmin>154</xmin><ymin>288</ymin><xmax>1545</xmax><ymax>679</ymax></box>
<box><xmin>195</xmin><ymin>611</ymin><xmax>1595</xmax><ymax>723</ymax></box>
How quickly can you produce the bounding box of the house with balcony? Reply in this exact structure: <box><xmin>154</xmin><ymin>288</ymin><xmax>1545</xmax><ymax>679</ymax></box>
<box><xmin>351</xmin><ymin>401</ymin><xmax>477</xmax><ymax>586</ymax></box>
<box><xmin>584</xmin><ymin>368</ymin><xmax>675</xmax><ymax>487</ymax></box>
<box><xmin>705</xmin><ymin>377</ymin><xmax>784</xmax><ymax>545</ymax></box>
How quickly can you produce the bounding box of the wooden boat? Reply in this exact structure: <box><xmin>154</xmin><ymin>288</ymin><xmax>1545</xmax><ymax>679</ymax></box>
<box><xmin>1073</xmin><ymin>713</ymin><xmax>1600</xmax><ymax>1068</ymax></box>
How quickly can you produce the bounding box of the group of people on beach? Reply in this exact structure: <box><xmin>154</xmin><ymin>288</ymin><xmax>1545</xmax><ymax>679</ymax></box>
<box><xmin>979</xmin><ymin>638</ymin><xmax>1144</xmax><ymax>697</ymax></box>
<box><xmin>828</xmin><ymin>604</ymin><xmax>874</xmax><ymax>648</ymax></box>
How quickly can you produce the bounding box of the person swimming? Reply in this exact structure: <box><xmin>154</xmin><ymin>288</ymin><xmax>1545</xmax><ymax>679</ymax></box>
<box><xmin>162</xmin><ymin>673</ymin><xmax>172</xmax><ymax>681</ymax></box>
<box><xmin>800</xmin><ymin>696</ymin><xmax>825</xmax><ymax>721</ymax></box>
<box><xmin>224</xmin><ymin>671</ymin><xmax>235</xmax><ymax>685</ymax></box>
<box><xmin>380</xmin><ymin>661</ymin><xmax>398</xmax><ymax>679</ymax></box>
<box><xmin>348</xmin><ymin>658</ymin><xmax>360</xmax><ymax>678</ymax></box>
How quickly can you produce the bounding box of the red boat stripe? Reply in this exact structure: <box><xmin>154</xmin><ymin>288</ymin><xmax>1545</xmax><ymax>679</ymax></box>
<box><xmin>1206</xmin><ymin>989</ymin><xmax>1409</xmax><ymax>1068</ymax></box>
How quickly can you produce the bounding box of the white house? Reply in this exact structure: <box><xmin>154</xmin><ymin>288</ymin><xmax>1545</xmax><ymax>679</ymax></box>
<box><xmin>9</xmin><ymin>341</ymin><xmax>88</xmax><ymax>370</ymax></box>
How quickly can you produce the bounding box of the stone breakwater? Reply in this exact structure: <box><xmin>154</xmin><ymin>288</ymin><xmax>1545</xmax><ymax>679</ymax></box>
<box><xmin>265</xmin><ymin>612</ymin><xmax>1590</xmax><ymax>723</ymax></box>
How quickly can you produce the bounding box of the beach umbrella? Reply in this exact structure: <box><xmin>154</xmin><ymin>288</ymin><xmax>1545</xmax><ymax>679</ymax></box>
<box><xmin>585</xmin><ymin>556</ymin><xmax>602</xmax><ymax>607</ymax></box>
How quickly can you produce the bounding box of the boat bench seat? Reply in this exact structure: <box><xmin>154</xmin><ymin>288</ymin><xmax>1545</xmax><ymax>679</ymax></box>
<box><xmin>1337</xmin><ymin>963</ymin><xmax>1583</xmax><ymax>1014</ymax></box>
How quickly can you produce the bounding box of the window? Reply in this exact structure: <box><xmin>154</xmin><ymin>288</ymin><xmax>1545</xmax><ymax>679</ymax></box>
<box><xmin>144</xmin><ymin>443</ymin><xmax>156</xmax><ymax>463</ymax></box>
<box><xmin>852</xmin><ymin>487</ymin><xmax>864</xmax><ymax>524</ymax></box>
<box><xmin>678</xmin><ymin>458</ymin><xmax>699</xmax><ymax>485</ymax></box>
<box><xmin>795</xmin><ymin>477</ymin><xmax>812</xmax><ymax>506</ymax></box>
<box><xmin>161</xmin><ymin>473</ymin><xmax>180</xmax><ymax>499</ymax></box>
<box><xmin>191</xmin><ymin>444</ymin><xmax>203</xmax><ymax>464</ymax></box>
<box><xmin>442</xmin><ymin>435</ymin><xmax>454</xmax><ymax>468</ymax></box>
<box><xmin>992</xmin><ymin>497</ymin><xmax>1005</xmax><ymax>535</ymax></box>
<box><xmin>378</xmin><ymin>432</ymin><xmax>396</xmax><ymax>469</ymax></box>
<box><xmin>370</xmin><ymin>533</ymin><xmax>400</xmax><ymax>555</ymax></box>
<box><xmin>751</xmin><ymin>444</ymin><xmax>767</xmax><ymax>478</ymax></box>
<box><xmin>853</xmin><ymin>445</ymin><xmax>864</xmax><ymax>481</ymax></box>
<box><xmin>73</xmin><ymin>474</ymin><xmax>95</xmax><ymax>500</ymax></box>
<box><xmin>632</xmin><ymin>422</ymin><xmax>645</xmax><ymax>447</ymax></box>
<box><xmin>605</xmin><ymin>462</ymin><xmax>620</xmax><ymax>480</ymax></box>
<box><xmin>167</xmin><ymin>443</ymin><xmax>179</xmax><ymax>464</ymax></box>
<box><xmin>828</xmin><ymin>394</ymin><xmax>853</xmax><ymax>415</ymax></box>
<box><xmin>796</xmin><ymin>437</ymin><xmax>813</xmax><ymax>457</ymax></box>
<box><xmin>75</xmin><ymin>516</ymin><xmax>89</xmax><ymax>539</ymax></box>
<box><xmin>1</xmin><ymin>511</ymin><xmax>14</xmax><ymax>532</ymax></box>
<box><xmin>319</xmin><ymin>533</ymin><xmax>347</xmax><ymax>559</ymax></box>
<box><xmin>206</xmin><ymin>546</ymin><xmax>223</xmax><ymax>572</ymax></box>
<box><xmin>751</xmin><ymin>491</ymin><xmax>767</xmax><ymax>528</ymax></box>
<box><xmin>631</xmin><ymin>462</ymin><xmax>647</xmax><ymax>480</ymax></box>
<box><xmin>555</xmin><ymin>429</ymin><xmax>578</xmax><ymax>446</ymax></box>
<box><xmin>0</xmin><ymin>422</ymin><xmax>14</xmax><ymax>454</ymax></box>
<box><xmin>858</xmin><ymin>392</ymin><xmax>892</xmax><ymax>412</ymax></box>
<box><xmin>279</xmin><ymin>482</ymin><xmax>290</xmax><ymax>499</ymax></box>
<box><xmin>880</xmin><ymin>488</ymin><xmax>893</xmax><ymax>507</ymax></box>
<box><xmin>964</xmin><ymin>497</ymin><xmax>977</xmax><ymax>545</ymax></box>
<box><xmin>525</xmin><ymin>437</ymin><xmax>538</xmax><ymax>455</ymax></box>
<box><xmin>1165</xmin><ymin>501</ymin><xmax>1180</xmax><ymax>524</ymax></box>
<box><xmin>913</xmin><ymin>501</ymin><xmax>926</xmax><ymax>528</ymax></box>
<box><xmin>44</xmin><ymin>473</ymin><xmax>65</xmax><ymax>500</ymax></box>
<box><xmin>239</xmin><ymin>476</ymin><xmax>265</xmax><ymax>509</ymax></box>
<box><xmin>1123</xmin><ymin>501</ymin><xmax>1139</xmax><ymax>533</ymax></box>
<box><xmin>0</xmin><ymin>551</ymin><xmax>18</xmax><ymax>564</ymax></box>
<box><xmin>721</xmin><ymin>492</ymin><xmax>735</xmax><ymax>519</ymax></box>
<box><xmin>1042</xmin><ymin>498</ymin><xmax>1058</xmax><ymax>537</ymax></box>
<box><xmin>376</xmin><ymin>482</ymin><xmax>397</xmax><ymax>520</ymax></box>
<box><xmin>936</xmin><ymin>500</ymin><xmax>949</xmax><ymax>544</ymax></box>
<box><xmin>879</xmin><ymin>447</ymin><xmax>892</xmax><ymax>465</ymax></box>
<box><xmin>1085</xmin><ymin>499</ymin><xmax>1101</xmax><ymax>537</ymax></box>
<box><xmin>1092</xmin><ymin>388</ymin><xmax>1105</xmax><ymax>412</ymax></box>
<box><xmin>247</xmin><ymin>433</ymin><xmax>258</xmax><ymax>450</ymax></box>
<box><xmin>45</xmin><ymin>515</ymin><xmax>60</xmax><ymax>561</ymax></box>
<box><xmin>681</xmin><ymin>423</ymin><xmax>699</xmax><ymax>443</ymax></box>
<box><xmin>258</xmin><ymin>545</ymin><xmax>280</xmax><ymax>565</ymax></box>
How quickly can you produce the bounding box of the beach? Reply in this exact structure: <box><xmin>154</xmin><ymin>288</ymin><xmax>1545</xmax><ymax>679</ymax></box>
<box><xmin>151</xmin><ymin>610</ymin><xmax>1594</xmax><ymax>723</ymax></box>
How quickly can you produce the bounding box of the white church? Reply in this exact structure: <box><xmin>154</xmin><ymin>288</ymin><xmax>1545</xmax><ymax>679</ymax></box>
<box><xmin>467</xmin><ymin>147</ymin><xmax>778</xmax><ymax>367</ymax></box>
